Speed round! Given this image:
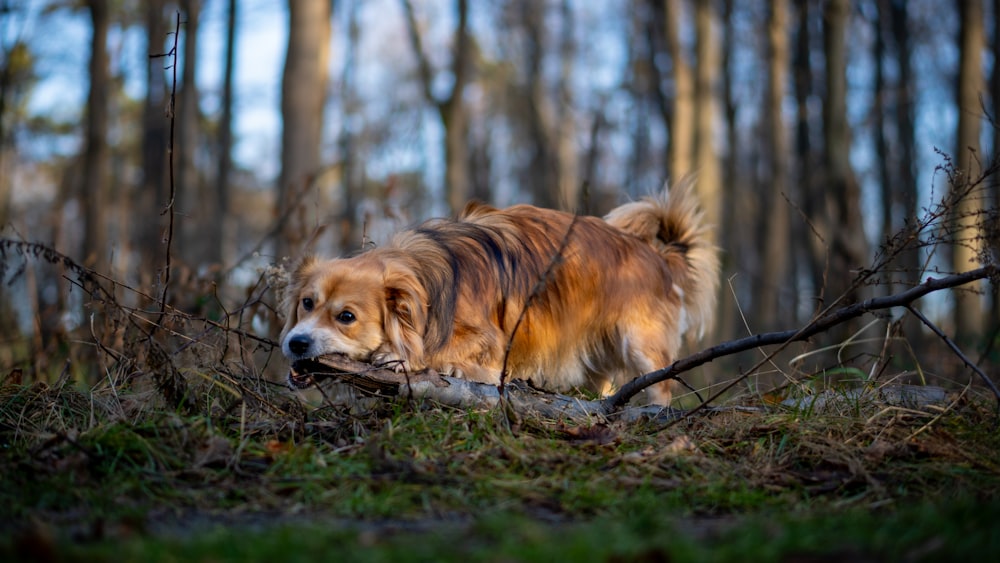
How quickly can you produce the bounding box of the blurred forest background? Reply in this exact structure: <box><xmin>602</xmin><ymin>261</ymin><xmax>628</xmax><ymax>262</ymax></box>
<box><xmin>0</xmin><ymin>0</ymin><xmax>997</xmax><ymax>389</ymax></box>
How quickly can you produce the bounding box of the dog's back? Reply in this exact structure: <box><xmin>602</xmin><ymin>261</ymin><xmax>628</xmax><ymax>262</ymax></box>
<box><xmin>429</xmin><ymin>182</ymin><xmax>719</xmax><ymax>403</ymax></box>
<box><xmin>281</xmin><ymin>182</ymin><xmax>718</xmax><ymax>405</ymax></box>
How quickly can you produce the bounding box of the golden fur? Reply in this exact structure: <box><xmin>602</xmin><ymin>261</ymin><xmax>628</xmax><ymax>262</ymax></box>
<box><xmin>281</xmin><ymin>180</ymin><xmax>719</xmax><ymax>404</ymax></box>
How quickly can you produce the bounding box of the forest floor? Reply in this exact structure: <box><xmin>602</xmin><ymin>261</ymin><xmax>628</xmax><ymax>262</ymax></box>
<box><xmin>1</xmin><ymin>373</ymin><xmax>999</xmax><ymax>562</ymax></box>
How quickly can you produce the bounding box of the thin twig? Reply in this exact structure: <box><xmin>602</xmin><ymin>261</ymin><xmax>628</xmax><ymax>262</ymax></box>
<box><xmin>149</xmin><ymin>11</ymin><xmax>183</xmax><ymax>329</ymax></box>
<box><xmin>905</xmin><ymin>304</ymin><xmax>1000</xmax><ymax>414</ymax></box>
<box><xmin>499</xmin><ymin>215</ymin><xmax>580</xmax><ymax>391</ymax></box>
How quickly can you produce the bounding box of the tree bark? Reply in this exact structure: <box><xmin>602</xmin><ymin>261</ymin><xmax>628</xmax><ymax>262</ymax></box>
<box><xmin>874</xmin><ymin>0</ymin><xmax>891</xmax><ymax>260</ymax></box>
<box><xmin>992</xmin><ymin>0</ymin><xmax>1000</xmax><ymax>334</ymax></box>
<box><xmin>139</xmin><ymin>0</ymin><xmax>169</xmax><ymax>287</ymax></box>
<box><xmin>953</xmin><ymin>0</ymin><xmax>985</xmax><ymax>344</ymax></box>
<box><xmin>337</xmin><ymin>0</ymin><xmax>361</xmax><ymax>251</ymax></box>
<box><xmin>717</xmin><ymin>0</ymin><xmax>739</xmax><ymax>343</ymax></box>
<box><xmin>888</xmin><ymin>0</ymin><xmax>924</xmax><ymax>349</ymax></box>
<box><xmin>693</xmin><ymin>0</ymin><xmax>721</xmax><ymax>239</ymax></box>
<box><xmin>400</xmin><ymin>0</ymin><xmax>472</xmax><ymax>214</ymax></box>
<box><xmin>82</xmin><ymin>0</ymin><xmax>110</xmax><ymax>273</ymax></box>
<box><xmin>211</xmin><ymin>0</ymin><xmax>237</xmax><ymax>268</ymax></box>
<box><xmin>277</xmin><ymin>0</ymin><xmax>331</xmax><ymax>260</ymax></box>
<box><xmin>664</xmin><ymin>0</ymin><xmax>694</xmax><ymax>183</ymax></box>
<box><xmin>758</xmin><ymin>0</ymin><xmax>791</xmax><ymax>330</ymax></box>
<box><xmin>820</xmin><ymin>0</ymin><xmax>868</xmax><ymax>311</ymax></box>
<box><xmin>177</xmin><ymin>0</ymin><xmax>202</xmax><ymax>269</ymax></box>
<box><xmin>794</xmin><ymin>0</ymin><xmax>822</xmax><ymax>308</ymax></box>
<box><xmin>518</xmin><ymin>0</ymin><xmax>559</xmax><ymax>209</ymax></box>
<box><xmin>555</xmin><ymin>0</ymin><xmax>580</xmax><ymax>211</ymax></box>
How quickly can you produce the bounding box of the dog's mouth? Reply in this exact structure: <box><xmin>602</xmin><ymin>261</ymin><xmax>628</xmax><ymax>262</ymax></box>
<box><xmin>287</xmin><ymin>355</ymin><xmax>348</xmax><ymax>389</ymax></box>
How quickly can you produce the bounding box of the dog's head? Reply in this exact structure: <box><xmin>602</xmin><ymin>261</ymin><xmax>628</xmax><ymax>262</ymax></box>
<box><xmin>279</xmin><ymin>254</ymin><xmax>429</xmax><ymax>368</ymax></box>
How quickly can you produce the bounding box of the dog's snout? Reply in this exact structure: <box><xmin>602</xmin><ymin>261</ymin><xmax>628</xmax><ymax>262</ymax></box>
<box><xmin>287</xmin><ymin>334</ymin><xmax>313</xmax><ymax>356</ymax></box>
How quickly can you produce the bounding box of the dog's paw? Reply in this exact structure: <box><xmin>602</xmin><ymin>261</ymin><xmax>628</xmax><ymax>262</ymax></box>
<box><xmin>442</xmin><ymin>363</ymin><xmax>501</xmax><ymax>384</ymax></box>
<box><xmin>371</xmin><ymin>351</ymin><xmax>409</xmax><ymax>372</ymax></box>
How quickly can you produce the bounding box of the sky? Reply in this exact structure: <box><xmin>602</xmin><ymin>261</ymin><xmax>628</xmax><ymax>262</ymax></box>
<box><xmin>12</xmin><ymin>0</ymin><xmax>289</xmax><ymax>180</ymax></box>
<box><xmin>5</xmin><ymin>0</ymin><xmax>971</xmax><ymax>217</ymax></box>
<box><xmin>3</xmin><ymin>0</ymin><xmax>983</xmax><ymax>327</ymax></box>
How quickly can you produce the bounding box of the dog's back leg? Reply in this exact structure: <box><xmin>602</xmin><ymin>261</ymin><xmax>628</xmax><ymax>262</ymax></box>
<box><xmin>621</xmin><ymin>323</ymin><xmax>682</xmax><ymax>405</ymax></box>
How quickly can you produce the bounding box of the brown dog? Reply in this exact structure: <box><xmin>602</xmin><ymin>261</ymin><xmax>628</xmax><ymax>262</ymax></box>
<box><xmin>280</xmin><ymin>181</ymin><xmax>718</xmax><ymax>404</ymax></box>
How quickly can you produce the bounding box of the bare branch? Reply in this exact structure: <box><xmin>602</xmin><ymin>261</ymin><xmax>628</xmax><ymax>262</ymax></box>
<box><xmin>499</xmin><ymin>215</ymin><xmax>580</xmax><ymax>389</ymax></box>
<box><xmin>602</xmin><ymin>265</ymin><xmax>997</xmax><ymax>410</ymax></box>
<box><xmin>906</xmin><ymin>304</ymin><xmax>1000</xmax><ymax>411</ymax></box>
<box><xmin>399</xmin><ymin>0</ymin><xmax>437</xmax><ymax>105</ymax></box>
<box><xmin>284</xmin><ymin>267</ymin><xmax>995</xmax><ymax>421</ymax></box>
<box><xmin>399</xmin><ymin>0</ymin><xmax>469</xmax><ymax>114</ymax></box>
<box><xmin>149</xmin><ymin>11</ymin><xmax>183</xmax><ymax>330</ymax></box>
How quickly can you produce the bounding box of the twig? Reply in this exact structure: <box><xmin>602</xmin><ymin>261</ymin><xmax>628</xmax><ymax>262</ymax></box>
<box><xmin>499</xmin><ymin>215</ymin><xmax>580</xmax><ymax>391</ymax></box>
<box><xmin>603</xmin><ymin>265</ymin><xmax>997</xmax><ymax>411</ymax></box>
<box><xmin>149</xmin><ymin>11</ymin><xmax>182</xmax><ymax>330</ymax></box>
<box><xmin>222</xmin><ymin>164</ymin><xmax>337</xmax><ymax>274</ymax></box>
<box><xmin>905</xmin><ymin>304</ymin><xmax>1000</xmax><ymax>414</ymax></box>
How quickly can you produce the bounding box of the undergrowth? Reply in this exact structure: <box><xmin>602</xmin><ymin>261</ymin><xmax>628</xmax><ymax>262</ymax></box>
<box><xmin>1</xmin><ymin>371</ymin><xmax>998</xmax><ymax>561</ymax></box>
<box><xmin>0</xmin><ymin>159</ymin><xmax>997</xmax><ymax>560</ymax></box>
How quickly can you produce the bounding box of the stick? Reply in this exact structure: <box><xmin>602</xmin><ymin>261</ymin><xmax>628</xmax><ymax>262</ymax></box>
<box><xmin>603</xmin><ymin>265</ymin><xmax>997</xmax><ymax>410</ymax></box>
<box><xmin>906</xmin><ymin>304</ymin><xmax>1000</xmax><ymax>412</ymax></box>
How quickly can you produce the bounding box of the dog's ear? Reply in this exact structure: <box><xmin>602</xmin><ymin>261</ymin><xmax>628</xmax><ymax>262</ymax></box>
<box><xmin>279</xmin><ymin>256</ymin><xmax>319</xmax><ymax>341</ymax></box>
<box><xmin>383</xmin><ymin>263</ymin><xmax>429</xmax><ymax>364</ymax></box>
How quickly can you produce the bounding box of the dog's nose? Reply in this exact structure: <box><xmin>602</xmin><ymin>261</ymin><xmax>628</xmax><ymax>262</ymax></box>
<box><xmin>287</xmin><ymin>334</ymin><xmax>312</xmax><ymax>356</ymax></box>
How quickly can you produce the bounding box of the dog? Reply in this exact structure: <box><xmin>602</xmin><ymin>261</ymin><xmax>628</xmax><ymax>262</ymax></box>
<box><xmin>280</xmin><ymin>180</ymin><xmax>719</xmax><ymax>405</ymax></box>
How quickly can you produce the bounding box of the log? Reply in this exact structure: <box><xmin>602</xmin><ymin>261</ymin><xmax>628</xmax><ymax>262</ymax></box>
<box><xmin>288</xmin><ymin>355</ymin><xmax>648</xmax><ymax>420</ymax></box>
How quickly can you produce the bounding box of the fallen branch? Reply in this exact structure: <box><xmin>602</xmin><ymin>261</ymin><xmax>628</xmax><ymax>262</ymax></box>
<box><xmin>603</xmin><ymin>265</ymin><xmax>998</xmax><ymax>410</ymax></box>
<box><xmin>291</xmin><ymin>353</ymin><xmax>957</xmax><ymax>423</ymax></box>
<box><xmin>290</xmin><ymin>355</ymin><xmax>629</xmax><ymax>420</ymax></box>
<box><xmin>290</xmin><ymin>266</ymin><xmax>996</xmax><ymax>420</ymax></box>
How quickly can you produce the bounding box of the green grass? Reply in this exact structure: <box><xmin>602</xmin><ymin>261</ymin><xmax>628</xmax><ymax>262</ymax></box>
<box><xmin>2</xmin><ymin>380</ymin><xmax>999</xmax><ymax>561</ymax></box>
<box><xmin>7</xmin><ymin>496</ymin><xmax>998</xmax><ymax>562</ymax></box>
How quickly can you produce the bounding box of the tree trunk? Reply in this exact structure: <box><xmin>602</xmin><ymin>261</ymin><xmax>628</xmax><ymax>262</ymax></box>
<box><xmin>874</xmin><ymin>0</ymin><xmax>891</xmax><ymax>259</ymax></box>
<box><xmin>794</xmin><ymin>0</ymin><xmax>822</xmax><ymax>308</ymax></box>
<box><xmin>441</xmin><ymin>82</ymin><xmax>471</xmax><ymax>214</ymax></box>
<box><xmin>953</xmin><ymin>0</ymin><xmax>985</xmax><ymax>345</ymax></box>
<box><xmin>821</xmin><ymin>0</ymin><xmax>868</xmax><ymax>310</ymax></box>
<box><xmin>992</xmin><ymin>0</ymin><xmax>1000</xmax><ymax>335</ymax></box>
<box><xmin>556</xmin><ymin>0</ymin><xmax>579</xmax><ymax>211</ymax></box>
<box><xmin>139</xmin><ymin>0</ymin><xmax>169</xmax><ymax>288</ymax></box>
<box><xmin>664</xmin><ymin>0</ymin><xmax>693</xmax><ymax>182</ymax></box>
<box><xmin>277</xmin><ymin>0</ymin><xmax>331</xmax><ymax>260</ymax></box>
<box><xmin>519</xmin><ymin>0</ymin><xmax>558</xmax><ymax>209</ymax></box>
<box><xmin>211</xmin><ymin>0</ymin><xmax>237</xmax><ymax>268</ymax></box>
<box><xmin>401</xmin><ymin>0</ymin><xmax>471</xmax><ymax>215</ymax></box>
<box><xmin>82</xmin><ymin>0</ymin><xmax>110</xmax><ymax>273</ymax></box>
<box><xmin>177</xmin><ymin>0</ymin><xmax>202</xmax><ymax>269</ymax></box>
<box><xmin>757</xmin><ymin>0</ymin><xmax>791</xmax><ymax>330</ymax></box>
<box><xmin>888</xmin><ymin>0</ymin><xmax>924</xmax><ymax>350</ymax></box>
<box><xmin>693</xmin><ymin>0</ymin><xmax>721</xmax><ymax>239</ymax></box>
<box><xmin>716</xmin><ymin>0</ymin><xmax>739</xmax><ymax>349</ymax></box>
<box><xmin>337</xmin><ymin>0</ymin><xmax>361</xmax><ymax>251</ymax></box>
<box><xmin>890</xmin><ymin>0</ymin><xmax>917</xmax><ymax>259</ymax></box>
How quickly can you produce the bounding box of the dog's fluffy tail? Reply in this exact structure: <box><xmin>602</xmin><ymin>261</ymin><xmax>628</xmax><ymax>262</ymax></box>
<box><xmin>604</xmin><ymin>178</ymin><xmax>720</xmax><ymax>342</ymax></box>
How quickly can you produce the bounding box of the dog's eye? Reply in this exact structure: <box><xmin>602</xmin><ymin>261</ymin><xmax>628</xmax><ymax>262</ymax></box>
<box><xmin>336</xmin><ymin>310</ymin><xmax>356</xmax><ymax>324</ymax></box>
<box><xmin>301</xmin><ymin>297</ymin><xmax>315</xmax><ymax>312</ymax></box>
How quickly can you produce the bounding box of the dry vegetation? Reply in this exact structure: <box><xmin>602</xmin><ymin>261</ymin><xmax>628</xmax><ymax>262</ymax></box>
<box><xmin>0</xmin><ymin>163</ymin><xmax>998</xmax><ymax>561</ymax></box>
